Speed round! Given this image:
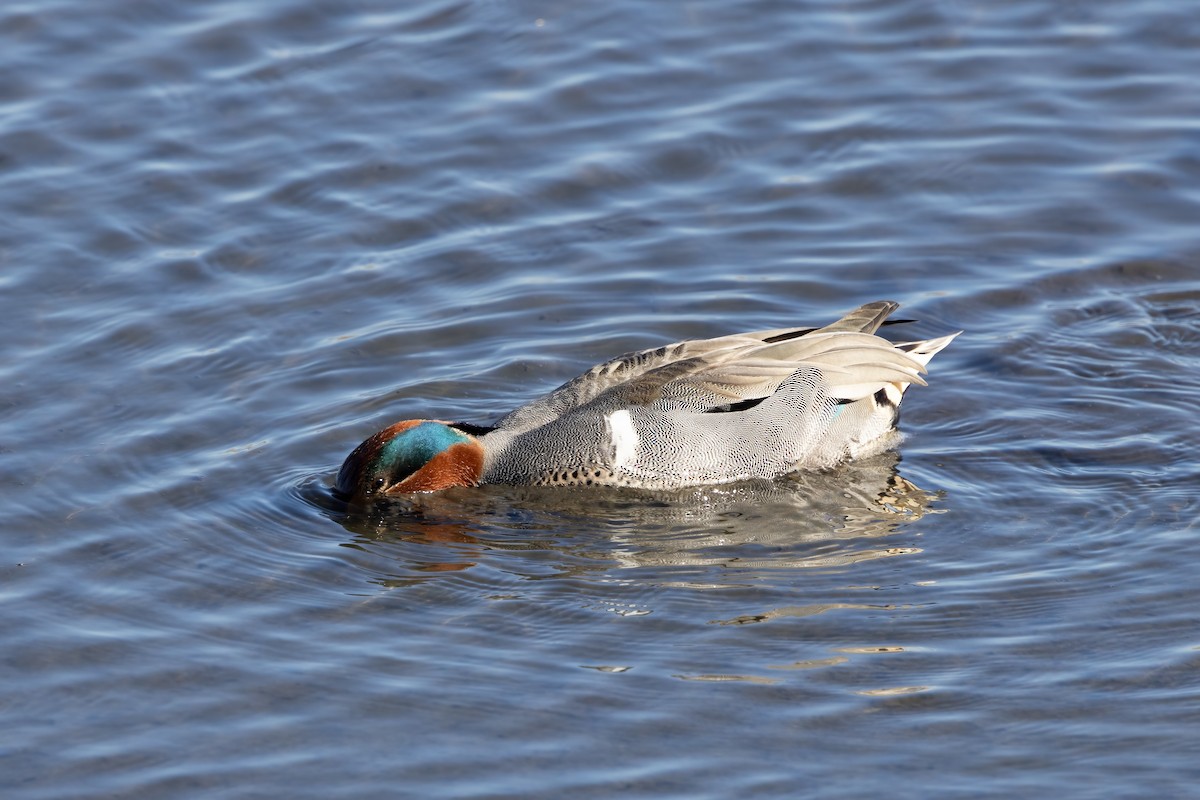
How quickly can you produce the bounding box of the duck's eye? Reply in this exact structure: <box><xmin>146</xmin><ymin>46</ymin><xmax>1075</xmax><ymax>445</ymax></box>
<box><xmin>372</xmin><ymin>476</ymin><xmax>387</xmax><ymax>493</ymax></box>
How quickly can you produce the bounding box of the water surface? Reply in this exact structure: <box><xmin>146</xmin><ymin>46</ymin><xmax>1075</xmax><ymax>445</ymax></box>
<box><xmin>3</xmin><ymin>0</ymin><xmax>1199</xmax><ymax>797</ymax></box>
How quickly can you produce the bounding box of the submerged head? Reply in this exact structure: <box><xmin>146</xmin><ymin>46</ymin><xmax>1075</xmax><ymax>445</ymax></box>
<box><xmin>335</xmin><ymin>420</ymin><xmax>485</xmax><ymax>500</ymax></box>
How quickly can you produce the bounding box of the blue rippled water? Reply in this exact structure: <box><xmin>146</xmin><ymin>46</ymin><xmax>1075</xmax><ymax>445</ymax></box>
<box><xmin>3</xmin><ymin>0</ymin><xmax>1199</xmax><ymax>797</ymax></box>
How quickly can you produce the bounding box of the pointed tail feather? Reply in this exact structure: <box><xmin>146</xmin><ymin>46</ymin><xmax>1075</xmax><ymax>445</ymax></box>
<box><xmin>897</xmin><ymin>331</ymin><xmax>961</xmax><ymax>368</ymax></box>
<box><xmin>815</xmin><ymin>301</ymin><xmax>900</xmax><ymax>335</ymax></box>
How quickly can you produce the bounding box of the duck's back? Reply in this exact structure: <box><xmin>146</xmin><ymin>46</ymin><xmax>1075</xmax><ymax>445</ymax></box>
<box><xmin>479</xmin><ymin>302</ymin><xmax>958</xmax><ymax>488</ymax></box>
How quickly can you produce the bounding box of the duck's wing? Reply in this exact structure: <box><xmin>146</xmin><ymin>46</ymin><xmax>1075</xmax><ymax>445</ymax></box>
<box><xmin>494</xmin><ymin>301</ymin><xmax>946</xmax><ymax>432</ymax></box>
<box><xmin>492</xmin><ymin>328</ymin><xmax>776</xmax><ymax>433</ymax></box>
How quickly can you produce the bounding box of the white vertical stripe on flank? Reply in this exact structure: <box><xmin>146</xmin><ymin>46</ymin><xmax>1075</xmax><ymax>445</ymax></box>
<box><xmin>608</xmin><ymin>410</ymin><xmax>637</xmax><ymax>469</ymax></box>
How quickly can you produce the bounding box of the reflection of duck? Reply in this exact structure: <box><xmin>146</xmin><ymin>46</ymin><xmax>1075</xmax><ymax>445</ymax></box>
<box><xmin>324</xmin><ymin>450</ymin><xmax>939</xmax><ymax>582</ymax></box>
<box><xmin>596</xmin><ymin>450</ymin><xmax>941</xmax><ymax>573</ymax></box>
<box><xmin>336</xmin><ymin>302</ymin><xmax>958</xmax><ymax>501</ymax></box>
<box><xmin>332</xmin><ymin>506</ymin><xmax>487</xmax><ymax>585</ymax></box>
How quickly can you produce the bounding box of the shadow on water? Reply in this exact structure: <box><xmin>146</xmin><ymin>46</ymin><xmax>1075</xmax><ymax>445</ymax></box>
<box><xmin>294</xmin><ymin>450</ymin><xmax>944</xmax><ymax>588</ymax></box>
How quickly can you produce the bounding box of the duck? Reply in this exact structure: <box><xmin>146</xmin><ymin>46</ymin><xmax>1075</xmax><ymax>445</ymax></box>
<box><xmin>335</xmin><ymin>301</ymin><xmax>959</xmax><ymax>500</ymax></box>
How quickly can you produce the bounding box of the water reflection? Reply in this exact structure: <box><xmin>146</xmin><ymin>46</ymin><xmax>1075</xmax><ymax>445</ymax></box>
<box><xmin>603</xmin><ymin>451</ymin><xmax>938</xmax><ymax>575</ymax></box>
<box><xmin>317</xmin><ymin>450</ymin><xmax>941</xmax><ymax>585</ymax></box>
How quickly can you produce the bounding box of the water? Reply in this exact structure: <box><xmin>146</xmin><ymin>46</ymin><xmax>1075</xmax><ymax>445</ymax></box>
<box><xmin>3</xmin><ymin>0</ymin><xmax>1199</xmax><ymax>796</ymax></box>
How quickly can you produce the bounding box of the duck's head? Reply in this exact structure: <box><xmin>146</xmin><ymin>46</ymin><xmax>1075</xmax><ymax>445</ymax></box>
<box><xmin>335</xmin><ymin>420</ymin><xmax>485</xmax><ymax>501</ymax></box>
